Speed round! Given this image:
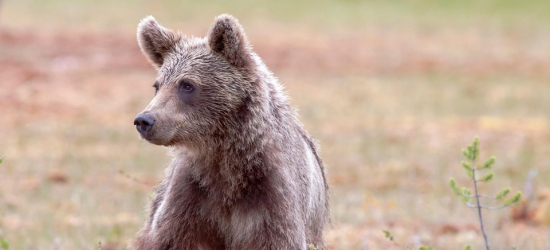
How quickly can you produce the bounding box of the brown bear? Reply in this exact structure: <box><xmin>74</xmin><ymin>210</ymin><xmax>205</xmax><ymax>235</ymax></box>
<box><xmin>130</xmin><ymin>14</ymin><xmax>329</xmax><ymax>250</ymax></box>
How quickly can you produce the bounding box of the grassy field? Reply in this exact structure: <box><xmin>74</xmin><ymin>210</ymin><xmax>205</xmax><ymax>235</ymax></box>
<box><xmin>1</xmin><ymin>0</ymin><xmax>550</xmax><ymax>249</ymax></box>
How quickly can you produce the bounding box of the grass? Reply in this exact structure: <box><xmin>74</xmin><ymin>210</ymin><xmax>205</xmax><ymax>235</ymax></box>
<box><xmin>1</xmin><ymin>0</ymin><xmax>550</xmax><ymax>249</ymax></box>
<box><xmin>4</xmin><ymin>0</ymin><xmax>550</xmax><ymax>31</ymax></box>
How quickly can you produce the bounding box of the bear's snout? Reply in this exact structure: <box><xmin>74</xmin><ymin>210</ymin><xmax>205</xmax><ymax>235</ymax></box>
<box><xmin>134</xmin><ymin>113</ymin><xmax>155</xmax><ymax>137</ymax></box>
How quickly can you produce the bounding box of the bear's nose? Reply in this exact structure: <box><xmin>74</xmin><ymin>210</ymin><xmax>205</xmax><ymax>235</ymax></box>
<box><xmin>134</xmin><ymin>114</ymin><xmax>155</xmax><ymax>135</ymax></box>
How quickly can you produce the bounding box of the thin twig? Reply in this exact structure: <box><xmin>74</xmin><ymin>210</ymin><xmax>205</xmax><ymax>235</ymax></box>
<box><xmin>465</xmin><ymin>202</ymin><xmax>517</xmax><ymax>210</ymax></box>
<box><xmin>458</xmin><ymin>193</ymin><xmax>497</xmax><ymax>199</ymax></box>
<box><xmin>118</xmin><ymin>169</ymin><xmax>152</xmax><ymax>186</ymax></box>
<box><xmin>471</xmin><ymin>157</ymin><xmax>490</xmax><ymax>250</ymax></box>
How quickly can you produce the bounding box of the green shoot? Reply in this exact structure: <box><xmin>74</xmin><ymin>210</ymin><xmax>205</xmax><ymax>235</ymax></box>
<box><xmin>449</xmin><ymin>137</ymin><xmax>522</xmax><ymax>250</ymax></box>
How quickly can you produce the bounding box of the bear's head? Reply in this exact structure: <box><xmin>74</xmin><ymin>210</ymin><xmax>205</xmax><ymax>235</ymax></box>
<box><xmin>134</xmin><ymin>14</ymin><xmax>258</xmax><ymax>148</ymax></box>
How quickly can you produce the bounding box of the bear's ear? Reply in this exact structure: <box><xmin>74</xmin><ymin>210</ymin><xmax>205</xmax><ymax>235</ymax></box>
<box><xmin>207</xmin><ymin>14</ymin><xmax>253</xmax><ymax>68</ymax></box>
<box><xmin>137</xmin><ymin>16</ymin><xmax>181</xmax><ymax>68</ymax></box>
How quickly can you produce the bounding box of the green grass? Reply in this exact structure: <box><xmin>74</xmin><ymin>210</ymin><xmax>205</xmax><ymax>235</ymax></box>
<box><xmin>3</xmin><ymin>0</ymin><xmax>550</xmax><ymax>31</ymax></box>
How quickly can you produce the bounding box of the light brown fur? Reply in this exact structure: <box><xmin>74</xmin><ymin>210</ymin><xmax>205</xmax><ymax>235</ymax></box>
<box><xmin>130</xmin><ymin>14</ymin><xmax>329</xmax><ymax>250</ymax></box>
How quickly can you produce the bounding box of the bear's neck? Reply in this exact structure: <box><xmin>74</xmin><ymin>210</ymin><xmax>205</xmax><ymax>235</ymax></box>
<box><xmin>180</xmin><ymin>117</ymin><xmax>274</xmax><ymax>203</ymax></box>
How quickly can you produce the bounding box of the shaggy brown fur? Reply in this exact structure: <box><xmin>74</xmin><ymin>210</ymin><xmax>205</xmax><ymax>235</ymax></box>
<box><xmin>130</xmin><ymin>14</ymin><xmax>329</xmax><ymax>250</ymax></box>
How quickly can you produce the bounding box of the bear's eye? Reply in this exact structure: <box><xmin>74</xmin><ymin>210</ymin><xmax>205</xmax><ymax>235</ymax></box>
<box><xmin>179</xmin><ymin>80</ymin><xmax>195</xmax><ymax>93</ymax></box>
<box><xmin>152</xmin><ymin>82</ymin><xmax>159</xmax><ymax>95</ymax></box>
<box><xmin>177</xmin><ymin>79</ymin><xmax>197</xmax><ymax>103</ymax></box>
<box><xmin>180</xmin><ymin>81</ymin><xmax>195</xmax><ymax>93</ymax></box>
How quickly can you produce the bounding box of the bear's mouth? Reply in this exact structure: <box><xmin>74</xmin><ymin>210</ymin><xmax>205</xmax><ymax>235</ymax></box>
<box><xmin>138</xmin><ymin>127</ymin><xmax>179</xmax><ymax>147</ymax></box>
<box><xmin>143</xmin><ymin>135</ymin><xmax>170</xmax><ymax>147</ymax></box>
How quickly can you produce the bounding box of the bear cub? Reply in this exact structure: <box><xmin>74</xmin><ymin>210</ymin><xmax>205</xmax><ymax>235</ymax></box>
<box><xmin>131</xmin><ymin>14</ymin><xmax>329</xmax><ymax>250</ymax></box>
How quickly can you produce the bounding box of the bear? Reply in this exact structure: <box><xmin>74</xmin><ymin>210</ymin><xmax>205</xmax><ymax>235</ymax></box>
<box><xmin>130</xmin><ymin>14</ymin><xmax>329</xmax><ymax>250</ymax></box>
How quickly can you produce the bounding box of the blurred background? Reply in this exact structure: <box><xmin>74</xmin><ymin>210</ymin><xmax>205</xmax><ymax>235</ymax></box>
<box><xmin>1</xmin><ymin>0</ymin><xmax>550</xmax><ymax>249</ymax></box>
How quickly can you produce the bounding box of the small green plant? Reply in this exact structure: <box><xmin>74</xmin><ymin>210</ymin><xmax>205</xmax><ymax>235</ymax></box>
<box><xmin>307</xmin><ymin>243</ymin><xmax>326</xmax><ymax>250</ymax></box>
<box><xmin>0</xmin><ymin>159</ymin><xmax>6</xmax><ymax>250</ymax></box>
<box><xmin>382</xmin><ymin>230</ymin><xmax>433</xmax><ymax>250</ymax></box>
<box><xmin>0</xmin><ymin>236</ymin><xmax>9</xmax><ymax>250</ymax></box>
<box><xmin>449</xmin><ymin>137</ymin><xmax>521</xmax><ymax>250</ymax></box>
<box><xmin>383</xmin><ymin>230</ymin><xmax>394</xmax><ymax>241</ymax></box>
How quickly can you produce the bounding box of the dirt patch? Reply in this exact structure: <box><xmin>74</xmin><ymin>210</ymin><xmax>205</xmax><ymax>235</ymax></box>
<box><xmin>2</xmin><ymin>26</ymin><xmax>548</xmax><ymax>125</ymax></box>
